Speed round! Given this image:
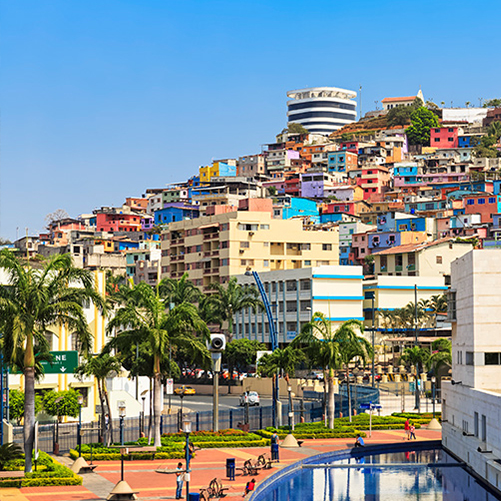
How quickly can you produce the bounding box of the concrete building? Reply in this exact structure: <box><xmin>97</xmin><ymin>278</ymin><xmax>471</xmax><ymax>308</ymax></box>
<box><xmin>234</xmin><ymin>266</ymin><xmax>363</xmax><ymax>346</ymax></box>
<box><xmin>237</xmin><ymin>154</ymin><xmax>266</xmax><ymax>177</ymax></box>
<box><xmin>339</xmin><ymin>220</ymin><xmax>376</xmax><ymax>265</ymax></box>
<box><xmin>372</xmin><ymin>237</ymin><xmax>475</xmax><ymax>279</ymax></box>
<box><xmin>442</xmin><ymin>249</ymin><xmax>501</xmax><ymax>496</ymax></box>
<box><xmin>160</xmin><ymin>203</ymin><xmax>339</xmax><ymax>292</ymax></box>
<box><xmin>362</xmin><ymin>275</ymin><xmax>448</xmax><ymax>328</ymax></box>
<box><xmin>287</xmin><ymin>87</ymin><xmax>357</xmax><ymax>135</ymax></box>
<box><xmin>430</xmin><ymin>126</ymin><xmax>461</xmax><ymax>149</ymax></box>
<box><xmin>381</xmin><ymin>89</ymin><xmax>424</xmax><ymax>111</ymax></box>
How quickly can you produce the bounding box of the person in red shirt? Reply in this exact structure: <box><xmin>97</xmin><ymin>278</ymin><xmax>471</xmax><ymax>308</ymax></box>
<box><xmin>243</xmin><ymin>478</ymin><xmax>256</xmax><ymax>497</ymax></box>
<box><xmin>404</xmin><ymin>418</ymin><xmax>410</xmax><ymax>440</ymax></box>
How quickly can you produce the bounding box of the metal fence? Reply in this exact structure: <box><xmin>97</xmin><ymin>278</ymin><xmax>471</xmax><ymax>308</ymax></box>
<box><xmin>12</xmin><ymin>401</ymin><xmax>325</xmax><ymax>453</ymax></box>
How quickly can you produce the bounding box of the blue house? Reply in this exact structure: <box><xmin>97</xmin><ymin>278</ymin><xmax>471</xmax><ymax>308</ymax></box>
<box><xmin>274</xmin><ymin>197</ymin><xmax>319</xmax><ymax>222</ymax></box>
<box><xmin>154</xmin><ymin>203</ymin><xmax>199</xmax><ymax>225</ymax></box>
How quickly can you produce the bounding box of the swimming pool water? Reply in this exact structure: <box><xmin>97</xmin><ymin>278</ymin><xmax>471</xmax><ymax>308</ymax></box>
<box><xmin>255</xmin><ymin>448</ymin><xmax>501</xmax><ymax>501</ymax></box>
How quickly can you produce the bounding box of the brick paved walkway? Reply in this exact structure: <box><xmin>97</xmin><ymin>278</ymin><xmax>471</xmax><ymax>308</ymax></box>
<box><xmin>0</xmin><ymin>429</ymin><xmax>441</xmax><ymax>501</ymax></box>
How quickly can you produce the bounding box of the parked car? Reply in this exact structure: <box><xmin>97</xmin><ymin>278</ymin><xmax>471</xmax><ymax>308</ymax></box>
<box><xmin>240</xmin><ymin>391</ymin><xmax>260</xmax><ymax>406</ymax></box>
<box><xmin>306</xmin><ymin>371</ymin><xmax>324</xmax><ymax>380</ymax></box>
<box><xmin>174</xmin><ymin>385</ymin><xmax>196</xmax><ymax>395</ymax></box>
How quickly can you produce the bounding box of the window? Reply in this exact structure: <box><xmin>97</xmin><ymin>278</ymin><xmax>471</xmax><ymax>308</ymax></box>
<box><xmin>240</xmin><ymin>241</ymin><xmax>250</xmax><ymax>248</ymax></box>
<box><xmin>263</xmin><ymin>260</ymin><xmax>269</xmax><ymax>267</ymax></box>
<box><xmin>448</xmin><ymin>128</ymin><xmax>454</xmax><ymax>132</ymax></box>
<box><xmin>448</xmin><ymin>137</ymin><xmax>454</xmax><ymax>142</ymax></box>
<box><xmin>489</xmin><ymin>197</ymin><xmax>496</xmax><ymax>204</ymax></box>
<box><xmin>474</xmin><ymin>412</ymin><xmax>479</xmax><ymax>438</ymax></box>
<box><xmin>238</xmin><ymin>223</ymin><xmax>258</xmax><ymax>231</ymax></box>
<box><xmin>304</xmin><ymin>260</ymin><xmax>311</xmax><ymax>266</ymax></box>
<box><xmin>263</xmin><ymin>241</ymin><xmax>269</xmax><ymax>247</ymax></box>
<box><xmin>481</xmin><ymin>414</ymin><xmax>487</xmax><ymax>442</ymax></box>
<box><xmin>467</xmin><ymin>199</ymin><xmax>475</xmax><ymax>205</ymax></box>
<box><xmin>380</xmin><ymin>255</ymin><xmax>387</xmax><ymax>270</ymax></box>
<box><xmin>322</xmin><ymin>244</ymin><xmax>332</xmax><ymax>251</ymax></box>
<box><xmin>436</xmin><ymin>256</ymin><xmax>443</xmax><ymax>264</ymax></box>
<box><xmin>260</xmin><ymin>224</ymin><xmax>270</xmax><ymax>230</ymax></box>
<box><xmin>485</xmin><ymin>352</ymin><xmax>501</xmax><ymax>365</ymax></box>
<box><xmin>478</xmin><ymin>198</ymin><xmax>485</xmax><ymax>205</ymax></box>
<box><xmin>395</xmin><ymin>254</ymin><xmax>403</xmax><ymax>266</ymax></box>
<box><xmin>465</xmin><ymin>351</ymin><xmax>474</xmax><ymax>365</ymax></box>
<box><xmin>300</xmin><ymin>243</ymin><xmax>311</xmax><ymax>250</ymax></box>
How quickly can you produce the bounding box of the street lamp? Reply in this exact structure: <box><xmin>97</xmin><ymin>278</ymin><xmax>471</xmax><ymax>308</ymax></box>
<box><xmin>119</xmin><ymin>403</ymin><xmax>126</xmax><ymax>482</ymax></box>
<box><xmin>288</xmin><ymin>385</ymin><xmax>294</xmax><ymax>430</ymax></box>
<box><xmin>431</xmin><ymin>376</ymin><xmax>436</xmax><ymax>418</ymax></box>
<box><xmin>141</xmin><ymin>395</ymin><xmax>146</xmax><ymax>435</ymax></box>
<box><xmin>182</xmin><ymin>418</ymin><xmax>192</xmax><ymax>501</ymax></box>
<box><xmin>78</xmin><ymin>394</ymin><xmax>84</xmax><ymax>458</ymax></box>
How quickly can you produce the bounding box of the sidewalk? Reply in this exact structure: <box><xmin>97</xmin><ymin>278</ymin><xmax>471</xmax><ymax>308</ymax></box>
<box><xmin>0</xmin><ymin>429</ymin><xmax>442</xmax><ymax>501</ymax></box>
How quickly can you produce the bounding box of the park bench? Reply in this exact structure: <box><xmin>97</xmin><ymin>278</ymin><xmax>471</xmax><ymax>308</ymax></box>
<box><xmin>128</xmin><ymin>445</ymin><xmax>157</xmax><ymax>460</ymax></box>
<box><xmin>200</xmin><ymin>477</ymin><xmax>229</xmax><ymax>499</ymax></box>
<box><xmin>256</xmin><ymin>453</ymin><xmax>279</xmax><ymax>470</ymax></box>
<box><xmin>237</xmin><ymin>459</ymin><xmax>263</xmax><ymax>476</ymax></box>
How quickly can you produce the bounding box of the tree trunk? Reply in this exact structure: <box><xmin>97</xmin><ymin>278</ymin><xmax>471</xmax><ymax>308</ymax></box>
<box><xmin>97</xmin><ymin>380</ymin><xmax>106</xmax><ymax>443</ymax></box>
<box><xmin>323</xmin><ymin>369</ymin><xmax>328</xmax><ymax>427</ymax></box>
<box><xmin>327</xmin><ymin>369</ymin><xmax>335</xmax><ymax>429</ymax></box>
<box><xmin>153</xmin><ymin>372</ymin><xmax>162</xmax><ymax>447</ymax></box>
<box><xmin>148</xmin><ymin>378</ymin><xmax>153</xmax><ymax>444</ymax></box>
<box><xmin>23</xmin><ymin>366</ymin><xmax>35</xmax><ymax>473</ymax></box>
<box><xmin>103</xmin><ymin>382</ymin><xmax>113</xmax><ymax>445</ymax></box>
<box><xmin>346</xmin><ymin>367</ymin><xmax>352</xmax><ymax>423</ymax></box>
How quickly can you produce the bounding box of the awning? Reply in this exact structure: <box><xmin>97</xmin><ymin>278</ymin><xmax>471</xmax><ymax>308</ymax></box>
<box><xmin>198</xmin><ymin>223</ymin><xmax>219</xmax><ymax>230</ymax></box>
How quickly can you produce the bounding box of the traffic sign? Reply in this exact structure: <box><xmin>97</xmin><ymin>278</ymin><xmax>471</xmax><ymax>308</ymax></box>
<box><xmin>360</xmin><ymin>403</ymin><xmax>382</xmax><ymax>410</ymax></box>
<box><xmin>41</xmin><ymin>351</ymin><xmax>78</xmax><ymax>374</ymax></box>
<box><xmin>166</xmin><ymin>378</ymin><xmax>174</xmax><ymax>395</ymax></box>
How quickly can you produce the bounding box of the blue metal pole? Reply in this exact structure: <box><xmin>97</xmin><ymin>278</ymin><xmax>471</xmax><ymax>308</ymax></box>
<box><xmin>0</xmin><ymin>351</ymin><xmax>4</xmax><ymax>446</ymax></box>
<box><xmin>78</xmin><ymin>404</ymin><xmax>82</xmax><ymax>457</ymax></box>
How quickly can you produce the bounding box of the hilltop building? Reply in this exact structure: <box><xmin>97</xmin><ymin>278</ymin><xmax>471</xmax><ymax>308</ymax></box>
<box><xmin>287</xmin><ymin>87</ymin><xmax>357</xmax><ymax>135</ymax></box>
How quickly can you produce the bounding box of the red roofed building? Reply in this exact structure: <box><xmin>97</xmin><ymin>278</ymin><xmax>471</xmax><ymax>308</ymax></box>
<box><xmin>382</xmin><ymin>89</ymin><xmax>424</xmax><ymax>111</ymax></box>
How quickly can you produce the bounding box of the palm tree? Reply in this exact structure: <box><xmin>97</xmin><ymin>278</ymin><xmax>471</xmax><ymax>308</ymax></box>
<box><xmin>76</xmin><ymin>352</ymin><xmax>122</xmax><ymax>445</ymax></box>
<box><xmin>401</xmin><ymin>346</ymin><xmax>430</xmax><ymax>409</ymax></box>
<box><xmin>106</xmin><ymin>282</ymin><xmax>209</xmax><ymax>446</ymax></box>
<box><xmin>293</xmin><ymin>313</ymin><xmax>340</xmax><ymax>428</ymax></box>
<box><xmin>258</xmin><ymin>346</ymin><xmax>304</xmax><ymax>382</ymax></box>
<box><xmin>428</xmin><ymin>338</ymin><xmax>451</xmax><ymax>376</ymax></box>
<box><xmin>0</xmin><ymin>251</ymin><xmax>105</xmax><ymax>472</ymax></box>
<box><xmin>159</xmin><ymin>273</ymin><xmax>201</xmax><ymax>306</ymax></box>
<box><xmin>487</xmin><ymin>121</ymin><xmax>501</xmax><ymax>141</ymax></box>
<box><xmin>208</xmin><ymin>277</ymin><xmax>263</xmax><ymax>343</ymax></box>
<box><xmin>335</xmin><ymin>321</ymin><xmax>372</xmax><ymax>422</ymax></box>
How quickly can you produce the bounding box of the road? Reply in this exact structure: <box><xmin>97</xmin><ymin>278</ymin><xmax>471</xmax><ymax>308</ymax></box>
<box><xmin>163</xmin><ymin>393</ymin><xmax>273</xmax><ymax>413</ymax></box>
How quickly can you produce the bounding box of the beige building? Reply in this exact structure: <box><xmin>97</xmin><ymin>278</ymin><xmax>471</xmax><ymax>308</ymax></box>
<box><xmin>160</xmin><ymin>206</ymin><xmax>339</xmax><ymax>292</ymax></box>
<box><xmin>372</xmin><ymin>237</ymin><xmax>475</xmax><ymax>279</ymax></box>
<box><xmin>442</xmin><ymin>249</ymin><xmax>501</xmax><ymax>496</ymax></box>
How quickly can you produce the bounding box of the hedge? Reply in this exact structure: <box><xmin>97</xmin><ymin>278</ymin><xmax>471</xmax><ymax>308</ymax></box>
<box><xmin>0</xmin><ymin>451</ymin><xmax>82</xmax><ymax>488</ymax></box>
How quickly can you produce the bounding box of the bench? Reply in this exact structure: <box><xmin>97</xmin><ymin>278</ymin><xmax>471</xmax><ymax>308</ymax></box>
<box><xmin>237</xmin><ymin>459</ymin><xmax>263</xmax><ymax>476</ymax></box>
<box><xmin>79</xmin><ymin>463</ymin><xmax>98</xmax><ymax>473</ymax></box>
<box><xmin>200</xmin><ymin>477</ymin><xmax>229</xmax><ymax>500</ymax></box>
<box><xmin>297</xmin><ymin>440</ymin><xmax>304</xmax><ymax>447</ymax></box>
<box><xmin>0</xmin><ymin>471</ymin><xmax>25</xmax><ymax>479</ymax></box>
<box><xmin>256</xmin><ymin>454</ymin><xmax>278</xmax><ymax>470</ymax></box>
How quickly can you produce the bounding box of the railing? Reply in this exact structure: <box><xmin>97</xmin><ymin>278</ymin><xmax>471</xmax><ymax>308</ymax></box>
<box><xmin>12</xmin><ymin>402</ymin><xmax>325</xmax><ymax>453</ymax></box>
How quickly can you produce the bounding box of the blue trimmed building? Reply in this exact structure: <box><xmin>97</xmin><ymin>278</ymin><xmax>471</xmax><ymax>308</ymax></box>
<box><xmin>234</xmin><ymin>266</ymin><xmax>364</xmax><ymax>347</ymax></box>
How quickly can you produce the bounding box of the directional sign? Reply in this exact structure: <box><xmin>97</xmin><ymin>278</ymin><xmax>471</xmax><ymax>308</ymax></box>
<box><xmin>360</xmin><ymin>403</ymin><xmax>382</xmax><ymax>410</ymax></box>
<box><xmin>41</xmin><ymin>351</ymin><xmax>78</xmax><ymax>374</ymax></box>
<box><xmin>166</xmin><ymin>378</ymin><xmax>174</xmax><ymax>395</ymax></box>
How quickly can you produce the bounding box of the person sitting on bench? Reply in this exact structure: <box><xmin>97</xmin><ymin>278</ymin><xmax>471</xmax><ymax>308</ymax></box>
<box><xmin>354</xmin><ymin>434</ymin><xmax>365</xmax><ymax>448</ymax></box>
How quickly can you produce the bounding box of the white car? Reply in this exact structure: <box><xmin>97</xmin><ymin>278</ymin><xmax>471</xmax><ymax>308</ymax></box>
<box><xmin>240</xmin><ymin>391</ymin><xmax>260</xmax><ymax>406</ymax></box>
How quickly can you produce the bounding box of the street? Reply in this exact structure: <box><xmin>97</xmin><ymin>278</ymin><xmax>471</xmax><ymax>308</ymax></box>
<box><xmin>163</xmin><ymin>393</ymin><xmax>273</xmax><ymax>413</ymax></box>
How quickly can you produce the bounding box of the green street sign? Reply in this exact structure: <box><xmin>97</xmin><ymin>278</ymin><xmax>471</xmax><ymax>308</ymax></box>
<box><xmin>41</xmin><ymin>351</ymin><xmax>79</xmax><ymax>374</ymax></box>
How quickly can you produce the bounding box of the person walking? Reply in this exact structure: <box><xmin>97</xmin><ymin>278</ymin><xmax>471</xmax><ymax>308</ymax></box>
<box><xmin>404</xmin><ymin>418</ymin><xmax>410</xmax><ymax>440</ymax></box>
<box><xmin>409</xmin><ymin>423</ymin><xmax>417</xmax><ymax>440</ymax></box>
<box><xmin>175</xmin><ymin>462</ymin><xmax>184</xmax><ymax>499</ymax></box>
<box><xmin>243</xmin><ymin>478</ymin><xmax>256</xmax><ymax>497</ymax></box>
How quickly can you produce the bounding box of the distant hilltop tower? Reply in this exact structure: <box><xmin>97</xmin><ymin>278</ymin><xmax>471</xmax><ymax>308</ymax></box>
<box><xmin>287</xmin><ymin>86</ymin><xmax>358</xmax><ymax>135</ymax></box>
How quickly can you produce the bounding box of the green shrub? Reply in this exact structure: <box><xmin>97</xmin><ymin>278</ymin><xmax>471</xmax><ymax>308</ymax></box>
<box><xmin>0</xmin><ymin>451</ymin><xmax>82</xmax><ymax>488</ymax></box>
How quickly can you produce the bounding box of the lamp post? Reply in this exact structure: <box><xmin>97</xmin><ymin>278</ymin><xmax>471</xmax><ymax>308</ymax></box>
<box><xmin>119</xmin><ymin>403</ymin><xmax>126</xmax><ymax>481</ymax></box>
<box><xmin>288</xmin><ymin>385</ymin><xmax>294</xmax><ymax>430</ymax></box>
<box><xmin>182</xmin><ymin>418</ymin><xmax>192</xmax><ymax>501</ymax></box>
<box><xmin>141</xmin><ymin>394</ymin><xmax>146</xmax><ymax>435</ymax></box>
<box><xmin>78</xmin><ymin>394</ymin><xmax>84</xmax><ymax>458</ymax></box>
<box><xmin>431</xmin><ymin>376</ymin><xmax>436</xmax><ymax>419</ymax></box>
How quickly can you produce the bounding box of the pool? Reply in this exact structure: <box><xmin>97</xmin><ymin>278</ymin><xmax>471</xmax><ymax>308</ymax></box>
<box><xmin>251</xmin><ymin>442</ymin><xmax>501</xmax><ymax>501</ymax></box>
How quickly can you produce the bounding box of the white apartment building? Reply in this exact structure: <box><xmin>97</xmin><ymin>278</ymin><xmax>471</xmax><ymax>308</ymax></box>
<box><xmin>442</xmin><ymin>249</ymin><xmax>501</xmax><ymax>496</ymax></box>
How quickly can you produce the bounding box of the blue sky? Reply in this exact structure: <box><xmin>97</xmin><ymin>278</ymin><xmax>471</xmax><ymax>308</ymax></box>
<box><xmin>1</xmin><ymin>0</ymin><xmax>500</xmax><ymax>240</ymax></box>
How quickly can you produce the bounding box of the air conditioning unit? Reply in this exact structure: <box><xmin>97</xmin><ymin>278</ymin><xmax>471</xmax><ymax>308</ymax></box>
<box><xmin>239</xmin><ymin>249</ymin><xmax>245</xmax><ymax>254</ymax></box>
<box><xmin>249</xmin><ymin>232</ymin><xmax>255</xmax><ymax>236</ymax></box>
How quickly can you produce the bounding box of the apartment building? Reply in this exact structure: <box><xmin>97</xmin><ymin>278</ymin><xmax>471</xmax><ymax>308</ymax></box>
<box><xmin>372</xmin><ymin>238</ymin><xmax>475</xmax><ymax>278</ymax></box>
<box><xmin>160</xmin><ymin>204</ymin><xmax>339</xmax><ymax>292</ymax></box>
<box><xmin>442</xmin><ymin>249</ymin><xmax>501</xmax><ymax>496</ymax></box>
<box><xmin>234</xmin><ymin>266</ymin><xmax>363</xmax><ymax>346</ymax></box>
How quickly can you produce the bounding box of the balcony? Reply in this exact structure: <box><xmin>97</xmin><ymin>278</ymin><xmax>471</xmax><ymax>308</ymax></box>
<box><xmin>407</xmin><ymin>264</ymin><xmax>416</xmax><ymax>271</ymax></box>
<box><xmin>395</xmin><ymin>265</ymin><xmax>403</xmax><ymax>272</ymax></box>
<box><xmin>203</xmin><ymin>233</ymin><xmax>218</xmax><ymax>240</ymax></box>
